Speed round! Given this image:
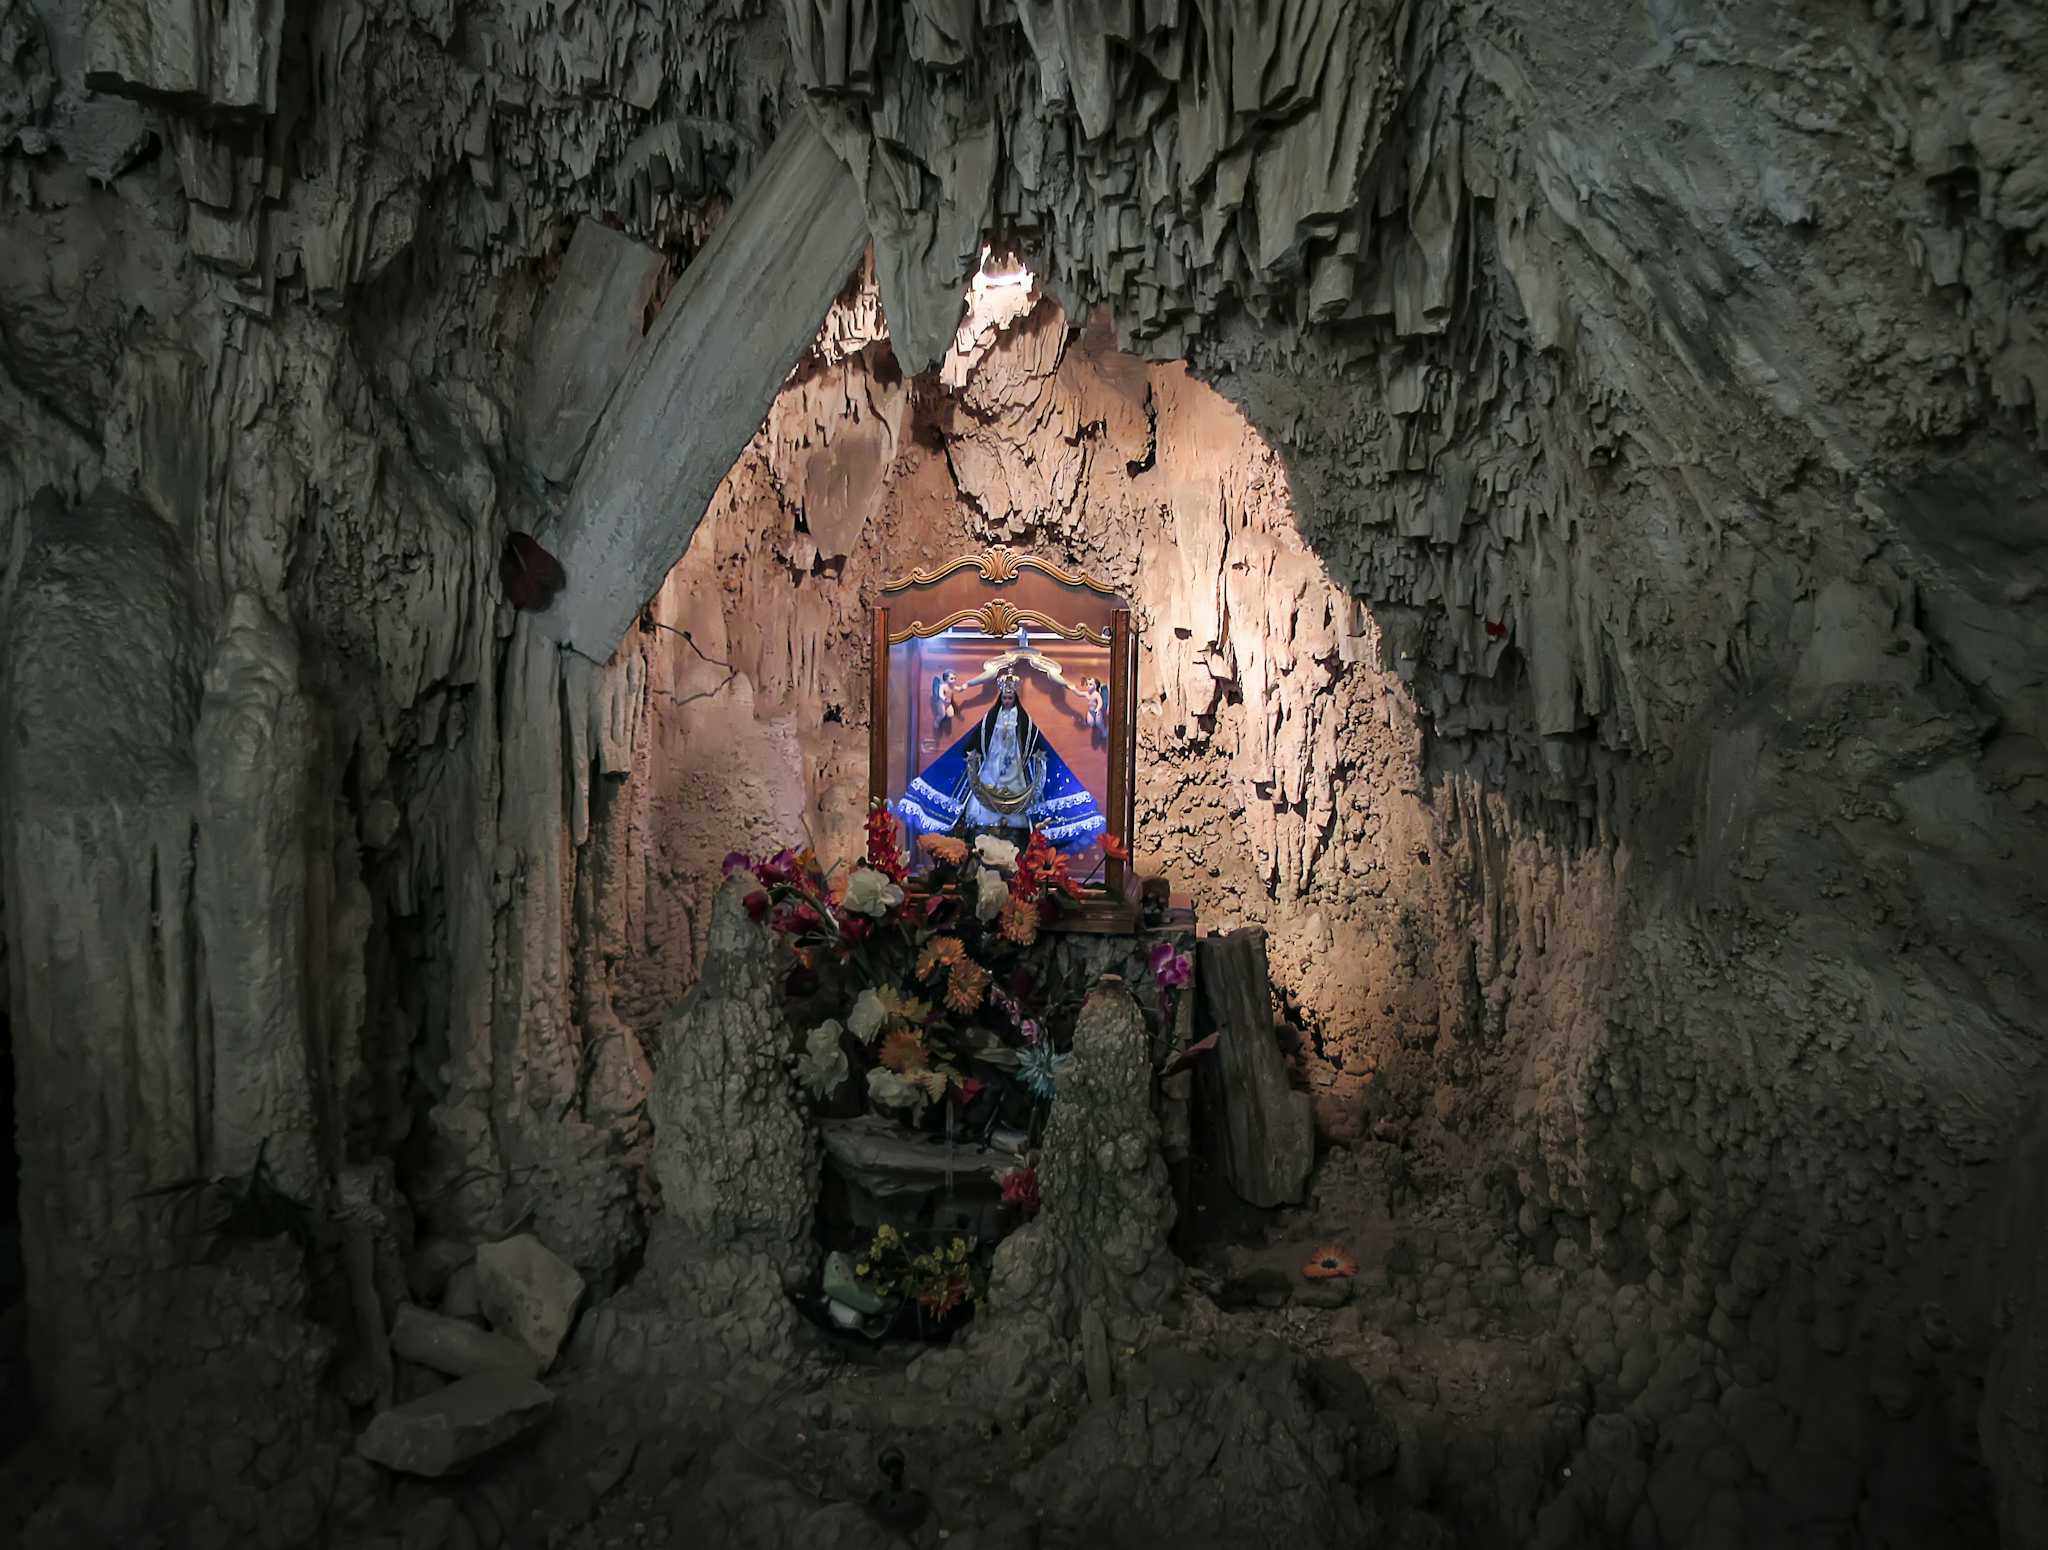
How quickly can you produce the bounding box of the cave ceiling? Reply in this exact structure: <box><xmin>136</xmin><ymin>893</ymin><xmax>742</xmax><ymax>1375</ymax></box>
<box><xmin>3</xmin><ymin>1</ymin><xmax>2048</xmax><ymax>1542</ymax></box>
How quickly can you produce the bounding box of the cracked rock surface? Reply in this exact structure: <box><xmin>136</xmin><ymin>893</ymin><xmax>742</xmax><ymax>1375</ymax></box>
<box><xmin>1</xmin><ymin>1</ymin><xmax>2045</xmax><ymax>1545</ymax></box>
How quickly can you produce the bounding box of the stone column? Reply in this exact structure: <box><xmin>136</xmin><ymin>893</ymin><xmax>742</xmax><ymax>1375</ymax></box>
<box><xmin>574</xmin><ymin>878</ymin><xmax>816</xmax><ymax>1387</ymax></box>
<box><xmin>933</xmin><ymin>981</ymin><xmax>1179</xmax><ymax>1414</ymax></box>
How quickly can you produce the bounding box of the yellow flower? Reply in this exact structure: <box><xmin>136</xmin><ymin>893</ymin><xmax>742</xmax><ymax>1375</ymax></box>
<box><xmin>877</xmin><ymin>987</ymin><xmax>933</xmax><ymax>1026</ymax></box>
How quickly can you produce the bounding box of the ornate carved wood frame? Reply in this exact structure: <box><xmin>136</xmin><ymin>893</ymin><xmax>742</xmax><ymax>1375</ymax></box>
<box><xmin>871</xmin><ymin>547</ymin><xmax>1138</xmax><ymax>922</ymax></box>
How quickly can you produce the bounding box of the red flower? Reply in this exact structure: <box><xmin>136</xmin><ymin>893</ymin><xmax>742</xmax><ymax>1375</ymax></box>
<box><xmin>1000</xmin><ymin>1165</ymin><xmax>1040</xmax><ymax>1215</ymax></box>
<box><xmin>774</xmin><ymin>902</ymin><xmax>823</xmax><ymax>935</ymax></box>
<box><xmin>958</xmin><ymin>1077</ymin><xmax>985</xmax><ymax>1104</ymax></box>
<box><xmin>1100</xmin><ymin>834</ymin><xmax>1129</xmax><ymax>863</ymax></box>
<box><xmin>757</xmin><ymin>848</ymin><xmax>801</xmax><ymax>886</ymax></box>
<box><xmin>865</xmin><ymin>806</ymin><xmax>908</xmax><ymax>885</ymax></box>
<box><xmin>841</xmin><ymin>915</ymin><xmax>872</xmax><ymax>945</ymax></box>
<box><xmin>743</xmin><ymin>889</ymin><xmax>771</xmax><ymax>921</ymax></box>
<box><xmin>1010</xmin><ymin>829</ymin><xmax>1067</xmax><ymax>901</ymax></box>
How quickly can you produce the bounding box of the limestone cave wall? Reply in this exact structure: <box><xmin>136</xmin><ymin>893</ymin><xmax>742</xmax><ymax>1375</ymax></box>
<box><xmin>1</xmin><ymin>0</ymin><xmax>2045</xmax><ymax>1544</ymax></box>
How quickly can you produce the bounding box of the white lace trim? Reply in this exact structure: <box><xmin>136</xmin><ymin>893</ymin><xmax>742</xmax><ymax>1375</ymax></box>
<box><xmin>895</xmin><ymin>799</ymin><xmax>954</xmax><ymax>832</ymax></box>
<box><xmin>1039</xmin><ymin>790</ymin><xmax>1096</xmax><ymax>813</ymax></box>
<box><xmin>909</xmin><ymin>777</ymin><xmax>960</xmax><ymax>811</ymax></box>
<box><xmin>1042</xmin><ymin>814</ymin><xmax>1107</xmax><ymax>843</ymax></box>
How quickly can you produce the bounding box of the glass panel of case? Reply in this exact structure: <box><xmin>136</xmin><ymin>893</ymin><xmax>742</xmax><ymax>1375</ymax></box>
<box><xmin>876</xmin><ymin>553</ymin><xmax>1128</xmax><ymax>888</ymax></box>
<box><xmin>885</xmin><ymin>624</ymin><xmax>1115</xmax><ymax>880</ymax></box>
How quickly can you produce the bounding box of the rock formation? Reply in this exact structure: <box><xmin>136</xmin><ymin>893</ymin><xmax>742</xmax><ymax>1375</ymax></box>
<box><xmin>1</xmin><ymin>0</ymin><xmax>2045</xmax><ymax>1545</ymax></box>
<box><xmin>573</xmin><ymin>878</ymin><xmax>819</xmax><ymax>1389</ymax></box>
<box><xmin>991</xmin><ymin>984</ymin><xmax>1178</xmax><ymax>1342</ymax></box>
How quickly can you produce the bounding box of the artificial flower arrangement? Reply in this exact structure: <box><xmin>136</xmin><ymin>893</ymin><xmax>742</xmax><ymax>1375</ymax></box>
<box><xmin>853</xmin><ymin>1223</ymin><xmax>984</xmax><ymax>1330</ymax></box>
<box><xmin>727</xmin><ymin>808</ymin><xmax>1140</xmax><ymax>1136</ymax></box>
<box><xmin>726</xmin><ymin>811</ymin><xmax>1195</xmax><ymax>1342</ymax></box>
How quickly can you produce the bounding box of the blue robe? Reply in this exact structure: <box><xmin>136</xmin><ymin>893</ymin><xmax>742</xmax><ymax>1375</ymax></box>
<box><xmin>893</xmin><ymin>726</ymin><xmax>1107</xmax><ymax>851</ymax></box>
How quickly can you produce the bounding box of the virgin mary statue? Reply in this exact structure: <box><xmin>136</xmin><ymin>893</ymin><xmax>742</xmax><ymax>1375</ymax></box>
<box><xmin>894</xmin><ymin>671</ymin><xmax>1106</xmax><ymax>850</ymax></box>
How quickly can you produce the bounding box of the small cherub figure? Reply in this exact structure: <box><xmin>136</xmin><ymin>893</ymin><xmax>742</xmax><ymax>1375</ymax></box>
<box><xmin>931</xmin><ymin>671</ymin><xmax>959</xmax><ymax>726</ymax></box>
<box><xmin>1081</xmin><ymin>675</ymin><xmax>1106</xmax><ymax>745</ymax></box>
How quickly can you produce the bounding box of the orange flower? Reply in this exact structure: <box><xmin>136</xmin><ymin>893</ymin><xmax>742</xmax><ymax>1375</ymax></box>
<box><xmin>918</xmin><ymin>834</ymin><xmax>969</xmax><ymax>865</ymax></box>
<box><xmin>1302</xmin><ymin>1245</ymin><xmax>1358</xmax><ymax>1280</ymax></box>
<box><xmin>878</xmin><ymin>1029</ymin><xmax>929</xmax><ymax>1074</ymax></box>
<box><xmin>999</xmin><ymin>894</ymin><xmax>1041</xmax><ymax>946</ymax></box>
<box><xmin>1100</xmin><ymin>834</ymin><xmax>1129</xmax><ymax>863</ymax></box>
<box><xmin>944</xmin><ymin>958</ymin><xmax>989</xmax><ymax>1015</ymax></box>
<box><xmin>917</xmin><ymin>936</ymin><xmax>966</xmax><ymax>980</ymax></box>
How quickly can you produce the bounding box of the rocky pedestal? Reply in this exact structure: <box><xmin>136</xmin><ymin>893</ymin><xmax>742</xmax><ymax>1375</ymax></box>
<box><xmin>919</xmin><ymin>982</ymin><xmax>1179</xmax><ymax>1415</ymax></box>
<box><xmin>575</xmin><ymin>878</ymin><xmax>817</xmax><ymax>1386</ymax></box>
<box><xmin>1020</xmin><ymin>983</ymin><xmax>1180</xmax><ymax>1337</ymax></box>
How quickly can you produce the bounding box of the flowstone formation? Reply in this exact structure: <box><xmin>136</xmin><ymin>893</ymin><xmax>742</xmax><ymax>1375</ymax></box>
<box><xmin>913</xmin><ymin>982</ymin><xmax>1177</xmax><ymax>1420</ymax></box>
<box><xmin>994</xmin><ymin>983</ymin><xmax>1178</xmax><ymax>1345</ymax></box>
<box><xmin>2</xmin><ymin>0</ymin><xmax>2047</xmax><ymax>1544</ymax></box>
<box><xmin>577</xmin><ymin>879</ymin><xmax>819</xmax><ymax>1388</ymax></box>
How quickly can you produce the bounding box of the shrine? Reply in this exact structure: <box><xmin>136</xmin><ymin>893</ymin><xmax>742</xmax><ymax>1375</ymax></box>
<box><xmin>8</xmin><ymin>5</ymin><xmax>2037</xmax><ymax>1539</ymax></box>
<box><xmin>871</xmin><ymin>546</ymin><xmax>1138</xmax><ymax>927</ymax></box>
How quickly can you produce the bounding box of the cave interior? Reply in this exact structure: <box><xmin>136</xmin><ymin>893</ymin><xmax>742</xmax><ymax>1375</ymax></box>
<box><xmin>3</xmin><ymin>2</ymin><xmax>2048</xmax><ymax>1549</ymax></box>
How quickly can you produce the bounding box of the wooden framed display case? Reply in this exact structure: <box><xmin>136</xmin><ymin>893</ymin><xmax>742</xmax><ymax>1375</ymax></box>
<box><xmin>870</xmin><ymin>547</ymin><xmax>1138</xmax><ymax>931</ymax></box>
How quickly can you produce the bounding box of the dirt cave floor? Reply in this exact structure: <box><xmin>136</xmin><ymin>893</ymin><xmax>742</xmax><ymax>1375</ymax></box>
<box><xmin>3</xmin><ymin>1137</ymin><xmax>1993</xmax><ymax>1550</ymax></box>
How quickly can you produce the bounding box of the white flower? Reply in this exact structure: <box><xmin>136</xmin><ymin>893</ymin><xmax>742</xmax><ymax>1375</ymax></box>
<box><xmin>848</xmin><ymin>988</ymin><xmax>889</xmax><ymax>1043</ymax></box>
<box><xmin>867</xmin><ymin>1066</ymin><xmax>927</xmax><ymax>1117</ymax></box>
<box><xmin>974</xmin><ymin>835</ymin><xmax>1020</xmax><ymax>871</ymax></box>
<box><xmin>975</xmin><ymin>866</ymin><xmax>1009</xmax><ymax>922</ymax></box>
<box><xmin>841</xmin><ymin>865</ymin><xmax>904</xmax><ymax>917</ymax></box>
<box><xmin>797</xmin><ymin>1021</ymin><xmax>849</xmax><ymax>1098</ymax></box>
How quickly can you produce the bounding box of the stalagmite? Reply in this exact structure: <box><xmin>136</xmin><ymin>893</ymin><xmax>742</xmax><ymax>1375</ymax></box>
<box><xmin>1</xmin><ymin>1</ymin><xmax>2045</xmax><ymax>1545</ymax></box>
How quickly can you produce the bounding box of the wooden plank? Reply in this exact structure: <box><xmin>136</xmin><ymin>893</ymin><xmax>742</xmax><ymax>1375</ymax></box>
<box><xmin>1107</xmin><ymin>607</ymin><xmax>1133</xmax><ymax>896</ymax></box>
<box><xmin>1195</xmin><ymin>927</ymin><xmax>1314</xmax><ymax>1208</ymax></box>
<box><xmin>869</xmin><ymin>606</ymin><xmax>890</xmax><ymax>811</ymax></box>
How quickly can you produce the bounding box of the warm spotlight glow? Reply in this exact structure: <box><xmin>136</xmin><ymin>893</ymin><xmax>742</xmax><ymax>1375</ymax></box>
<box><xmin>972</xmin><ymin>244</ymin><xmax>1033</xmax><ymax>293</ymax></box>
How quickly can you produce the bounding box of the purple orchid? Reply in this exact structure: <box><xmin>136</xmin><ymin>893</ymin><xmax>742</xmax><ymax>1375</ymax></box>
<box><xmin>1149</xmin><ymin>941</ymin><xmax>1192</xmax><ymax>991</ymax></box>
<box><xmin>756</xmin><ymin>848</ymin><xmax>801</xmax><ymax>885</ymax></box>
